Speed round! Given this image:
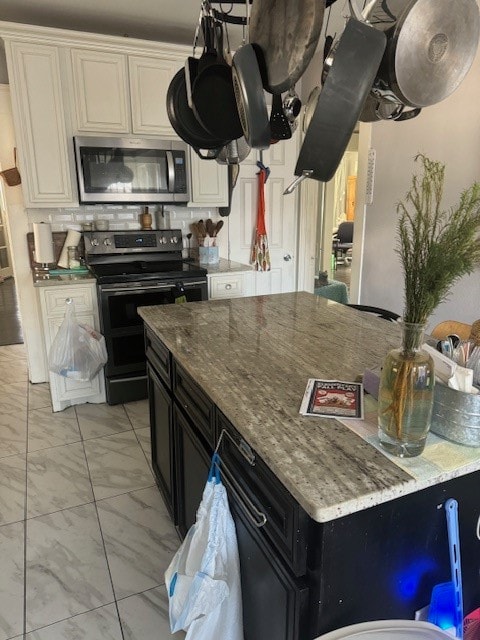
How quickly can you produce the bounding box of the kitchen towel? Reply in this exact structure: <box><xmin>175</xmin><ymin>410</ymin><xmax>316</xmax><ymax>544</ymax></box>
<box><xmin>251</xmin><ymin>164</ymin><xmax>271</xmax><ymax>271</ymax></box>
<box><xmin>33</xmin><ymin>222</ymin><xmax>54</xmax><ymax>264</ymax></box>
<box><xmin>57</xmin><ymin>229</ymin><xmax>81</xmax><ymax>269</ymax></box>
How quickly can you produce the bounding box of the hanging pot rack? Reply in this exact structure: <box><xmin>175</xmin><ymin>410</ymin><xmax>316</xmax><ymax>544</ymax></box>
<box><xmin>209</xmin><ymin>0</ymin><xmax>337</xmax><ymax>25</ymax></box>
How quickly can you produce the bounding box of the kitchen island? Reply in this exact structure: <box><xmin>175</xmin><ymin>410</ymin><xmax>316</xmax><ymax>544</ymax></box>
<box><xmin>139</xmin><ymin>292</ymin><xmax>480</xmax><ymax>639</ymax></box>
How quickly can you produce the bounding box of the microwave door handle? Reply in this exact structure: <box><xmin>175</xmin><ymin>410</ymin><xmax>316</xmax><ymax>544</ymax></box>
<box><xmin>165</xmin><ymin>151</ymin><xmax>175</xmax><ymax>192</ymax></box>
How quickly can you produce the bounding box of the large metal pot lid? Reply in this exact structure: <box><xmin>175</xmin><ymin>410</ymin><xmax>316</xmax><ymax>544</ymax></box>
<box><xmin>383</xmin><ymin>0</ymin><xmax>480</xmax><ymax>107</ymax></box>
<box><xmin>250</xmin><ymin>0</ymin><xmax>324</xmax><ymax>93</ymax></box>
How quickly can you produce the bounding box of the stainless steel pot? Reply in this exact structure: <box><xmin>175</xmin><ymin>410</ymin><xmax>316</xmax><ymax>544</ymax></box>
<box><xmin>366</xmin><ymin>0</ymin><xmax>480</xmax><ymax>108</ymax></box>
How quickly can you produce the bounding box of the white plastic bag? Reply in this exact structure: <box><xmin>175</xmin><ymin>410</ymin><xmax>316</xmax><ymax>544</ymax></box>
<box><xmin>48</xmin><ymin>299</ymin><xmax>108</xmax><ymax>382</ymax></box>
<box><xmin>165</xmin><ymin>453</ymin><xmax>244</xmax><ymax>640</ymax></box>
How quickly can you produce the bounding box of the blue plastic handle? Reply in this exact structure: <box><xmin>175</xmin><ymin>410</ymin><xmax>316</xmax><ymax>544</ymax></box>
<box><xmin>446</xmin><ymin>498</ymin><xmax>464</xmax><ymax>639</ymax></box>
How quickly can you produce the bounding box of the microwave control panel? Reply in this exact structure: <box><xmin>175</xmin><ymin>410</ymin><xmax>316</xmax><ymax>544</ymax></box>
<box><xmin>172</xmin><ymin>151</ymin><xmax>187</xmax><ymax>193</ymax></box>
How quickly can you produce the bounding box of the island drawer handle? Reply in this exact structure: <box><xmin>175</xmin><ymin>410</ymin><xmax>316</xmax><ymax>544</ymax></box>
<box><xmin>213</xmin><ymin>457</ymin><xmax>267</xmax><ymax>528</ymax></box>
<box><xmin>215</xmin><ymin>428</ymin><xmax>255</xmax><ymax>466</ymax></box>
<box><xmin>225</xmin><ymin>283</ymin><xmax>232</xmax><ymax>290</ymax></box>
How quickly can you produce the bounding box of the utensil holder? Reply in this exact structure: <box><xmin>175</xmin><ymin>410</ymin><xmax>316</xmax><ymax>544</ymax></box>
<box><xmin>199</xmin><ymin>246</ymin><xmax>219</xmax><ymax>264</ymax></box>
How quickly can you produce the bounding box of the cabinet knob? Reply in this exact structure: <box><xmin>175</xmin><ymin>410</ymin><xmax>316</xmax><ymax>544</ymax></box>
<box><xmin>283</xmin><ymin>253</ymin><xmax>292</xmax><ymax>262</ymax></box>
<box><xmin>225</xmin><ymin>283</ymin><xmax>232</xmax><ymax>290</ymax></box>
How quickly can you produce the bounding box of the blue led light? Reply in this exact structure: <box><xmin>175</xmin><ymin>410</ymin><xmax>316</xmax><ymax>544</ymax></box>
<box><xmin>393</xmin><ymin>557</ymin><xmax>437</xmax><ymax>601</ymax></box>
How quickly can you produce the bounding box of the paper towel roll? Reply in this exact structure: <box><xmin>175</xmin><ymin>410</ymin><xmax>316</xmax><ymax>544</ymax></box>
<box><xmin>57</xmin><ymin>229</ymin><xmax>82</xmax><ymax>268</ymax></box>
<box><xmin>33</xmin><ymin>222</ymin><xmax>54</xmax><ymax>264</ymax></box>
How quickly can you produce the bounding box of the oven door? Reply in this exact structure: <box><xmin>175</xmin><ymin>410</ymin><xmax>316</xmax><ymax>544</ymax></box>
<box><xmin>99</xmin><ymin>279</ymin><xmax>207</xmax><ymax>378</ymax></box>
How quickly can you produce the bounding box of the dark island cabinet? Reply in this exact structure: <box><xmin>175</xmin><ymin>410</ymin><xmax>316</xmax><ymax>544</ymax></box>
<box><xmin>146</xmin><ymin>362</ymin><xmax>175</xmax><ymax>521</ymax></box>
<box><xmin>145</xmin><ymin>329</ymin><xmax>480</xmax><ymax>640</ymax></box>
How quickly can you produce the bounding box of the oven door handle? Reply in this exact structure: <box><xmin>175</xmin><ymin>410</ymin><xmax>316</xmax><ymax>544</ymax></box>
<box><xmin>166</xmin><ymin>151</ymin><xmax>175</xmax><ymax>193</ymax></box>
<box><xmin>101</xmin><ymin>281</ymin><xmax>206</xmax><ymax>293</ymax></box>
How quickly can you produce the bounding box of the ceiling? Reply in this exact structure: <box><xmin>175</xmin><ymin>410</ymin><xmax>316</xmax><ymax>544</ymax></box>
<box><xmin>0</xmin><ymin>0</ymin><xmax>347</xmax><ymax>84</ymax></box>
<box><xmin>0</xmin><ymin>0</ymin><xmax>250</xmax><ymax>46</ymax></box>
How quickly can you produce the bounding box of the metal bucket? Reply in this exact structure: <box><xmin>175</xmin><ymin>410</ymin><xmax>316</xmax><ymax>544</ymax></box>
<box><xmin>430</xmin><ymin>383</ymin><xmax>480</xmax><ymax>446</ymax></box>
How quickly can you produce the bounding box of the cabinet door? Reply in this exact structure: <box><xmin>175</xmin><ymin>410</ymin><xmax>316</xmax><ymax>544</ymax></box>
<box><xmin>147</xmin><ymin>363</ymin><xmax>175</xmax><ymax>520</ymax></box>
<box><xmin>231</xmin><ymin>499</ymin><xmax>309</xmax><ymax>640</ymax></box>
<box><xmin>6</xmin><ymin>41</ymin><xmax>76</xmax><ymax>207</ymax></box>
<box><xmin>129</xmin><ymin>55</ymin><xmax>180</xmax><ymax>136</ymax></box>
<box><xmin>189</xmin><ymin>152</ymin><xmax>228</xmax><ymax>207</ymax></box>
<box><xmin>173</xmin><ymin>405</ymin><xmax>211</xmax><ymax>538</ymax></box>
<box><xmin>71</xmin><ymin>49</ymin><xmax>130</xmax><ymax>133</ymax></box>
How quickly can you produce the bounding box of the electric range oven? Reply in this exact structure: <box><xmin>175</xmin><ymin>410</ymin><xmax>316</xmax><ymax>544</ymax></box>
<box><xmin>84</xmin><ymin>230</ymin><xmax>207</xmax><ymax>405</ymax></box>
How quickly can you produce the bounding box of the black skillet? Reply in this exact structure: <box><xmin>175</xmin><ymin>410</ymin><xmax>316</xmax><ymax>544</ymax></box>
<box><xmin>191</xmin><ymin>18</ymin><xmax>243</xmax><ymax>141</ymax></box>
<box><xmin>294</xmin><ymin>19</ymin><xmax>387</xmax><ymax>184</ymax></box>
<box><xmin>232</xmin><ymin>44</ymin><xmax>270</xmax><ymax>150</ymax></box>
<box><xmin>166</xmin><ymin>68</ymin><xmax>229</xmax><ymax>157</ymax></box>
<box><xmin>250</xmin><ymin>0</ymin><xmax>325</xmax><ymax>93</ymax></box>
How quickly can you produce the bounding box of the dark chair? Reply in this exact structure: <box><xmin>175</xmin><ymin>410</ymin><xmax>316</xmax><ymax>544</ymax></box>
<box><xmin>332</xmin><ymin>221</ymin><xmax>354</xmax><ymax>266</ymax></box>
<box><xmin>347</xmin><ymin>304</ymin><xmax>400</xmax><ymax>322</ymax></box>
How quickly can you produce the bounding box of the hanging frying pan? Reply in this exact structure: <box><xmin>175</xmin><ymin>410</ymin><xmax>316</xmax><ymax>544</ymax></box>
<box><xmin>191</xmin><ymin>18</ymin><xmax>243</xmax><ymax>141</ymax></box>
<box><xmin>288</xmin><ymin>19</ymin><xmax>386</xmax><ymax>190</ymax></box>
<box><xmin>166</xmin><ymin>68</ymin><xmax>229</xmax><ymax>157</ymax></box>
<box><xmin>232</xmin><ymin>44</ymin><xmax>270</xmax><ymax>150</ymax></box>
<box><xmin>366</xmin><ymin>0</ymin><xmax>480</xmax><ymax>108</ymax></box>
<box><xmin>250</xmin><ymin>0</ymin><xmax>325</xmax><ymax>93</ymax></box>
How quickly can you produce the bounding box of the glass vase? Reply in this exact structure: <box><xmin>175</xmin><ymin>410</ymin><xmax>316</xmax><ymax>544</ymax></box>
<box><xmin>378</xmin><ymin>321</ymin><xmax>435</xmax><ymax>457</ymax></box>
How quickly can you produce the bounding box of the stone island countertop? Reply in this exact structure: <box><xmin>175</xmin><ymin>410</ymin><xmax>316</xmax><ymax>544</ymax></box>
<box><xmin>138</xmin><ymin>292</ymin><xmax>480</xmax><ymax>523</ymax></box>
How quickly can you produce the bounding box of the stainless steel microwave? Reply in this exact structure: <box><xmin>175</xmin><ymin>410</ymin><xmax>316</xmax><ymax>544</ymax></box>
<box><xmin>73</xmin><ymin>136</ymin><xmax>190</xmax><ymax>204</ymax></box>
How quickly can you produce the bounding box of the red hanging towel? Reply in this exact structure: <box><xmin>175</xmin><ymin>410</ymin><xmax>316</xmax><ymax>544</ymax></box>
<box><xmin>251</xmin><ymin>168</ymin><xmax>271</xmax><ymax>271</ymax></box>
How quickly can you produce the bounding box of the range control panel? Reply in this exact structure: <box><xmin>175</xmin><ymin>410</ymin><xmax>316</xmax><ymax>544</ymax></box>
<box><xmin>83</xmin><ymin>229</ymin><xmax>183</xmax><ymax>255</ymax></box>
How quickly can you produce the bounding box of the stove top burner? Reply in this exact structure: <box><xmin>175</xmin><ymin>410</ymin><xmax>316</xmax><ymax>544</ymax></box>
<box><xmin>84</xmin><ymin>229</ymin><xmax>208</xmax><ymax>284</ymax></box>
<box><xmin>89</xmin><ymin>260</ymin><xmax>207</xmax><ymax>284</ymax></box>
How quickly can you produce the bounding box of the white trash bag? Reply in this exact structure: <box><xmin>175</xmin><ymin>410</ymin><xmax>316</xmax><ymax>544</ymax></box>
<box><xmin>165</xmin><ymin>453</ymin><xmax>244</xmax><ymax>640</ymax></box>
<box><xmin>48</xmin><ymin>299</ymin><xmax>107</xmax><ymax>382</ymax></box>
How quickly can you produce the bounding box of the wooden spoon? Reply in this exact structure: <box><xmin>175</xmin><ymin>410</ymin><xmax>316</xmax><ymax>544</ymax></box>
<box><xmin>214</xmin><ymin>220</ymin><xmax>224</xmax><ymax>236</ymax></box>
<box><xmin>197</xmin><ymin>219</ymin><xmax>206</xmax><ymax>238</ymax></box>
<box><xmin>205</xmin><ymin>218</ymin><xmax>215</xmax><ymax>237</ymax></box>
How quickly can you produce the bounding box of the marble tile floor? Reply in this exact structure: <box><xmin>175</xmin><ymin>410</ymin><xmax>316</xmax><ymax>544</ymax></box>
<box><xmin>0</xmin><ymin>344</ymin><xmax>185</xmax><ymax>640</ymax></box>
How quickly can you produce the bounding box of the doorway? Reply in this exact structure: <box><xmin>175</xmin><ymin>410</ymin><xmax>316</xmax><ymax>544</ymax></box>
<box><xmin>316</xmin><ymin>130</ymin><xmax>359</xmax><ymax>294</ymax></box>
<box><xmin>0</xmin><ymin>179</ymin><xmax>12</xmax><ymax>280</ymax></box>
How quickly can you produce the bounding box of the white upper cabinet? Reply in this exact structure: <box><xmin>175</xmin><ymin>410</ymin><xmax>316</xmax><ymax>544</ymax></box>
<box><xmin>5</xmin><ymin>41</ymin><xmax>76</xmax><ymax>207</ymax></box>
<box><xmin>71</xmin><ymin>49</ymin><xmax>130</xmax><ymax>133</ymax></box>
<box><xmin>189</xmin><ymin>153</ymin><xmax>228</xmax><ymax>207</ymax></box>
<box><xmin>129</xmin><ymin>55</ymin><xmax>180</xmax><ymax>136</ymax></box>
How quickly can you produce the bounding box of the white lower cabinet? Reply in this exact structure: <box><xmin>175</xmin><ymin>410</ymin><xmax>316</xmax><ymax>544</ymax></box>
<box><xmin>208</xmin><ymin>271</ymin><xmax>254</xmax><ymax>299</ymax></box>
<box><xmin>37</xmin><ymin>283</ymin><xmax>106</xmax><ymax>412</ymax></box>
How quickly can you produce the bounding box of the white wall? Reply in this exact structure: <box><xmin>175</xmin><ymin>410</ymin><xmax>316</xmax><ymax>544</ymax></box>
<box><xmin>360</xmin><ymin>43</ymin><xmax>480</xmax><ymax>330</ymax></box>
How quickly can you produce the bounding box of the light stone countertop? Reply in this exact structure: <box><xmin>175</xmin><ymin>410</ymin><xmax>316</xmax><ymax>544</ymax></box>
<box><xmin>33</xmin><ymin>271</ymin><xmax>96</xmax><ymax>286</ymax></box>
<box><xmin>204</xmin><ymin>258</ymin><xmax>252</xmax><ymax>274</ymax></box>
<box><xmin>138</xmin><ymin>292</ymin><xmax>480</xmax><ymax>523</ymax></box>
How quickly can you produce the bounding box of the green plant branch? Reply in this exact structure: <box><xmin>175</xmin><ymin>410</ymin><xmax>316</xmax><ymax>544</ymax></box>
<box><xmin>397</xmin><ymin>154</ymin><xmax>480</xmax><ymax>325</ymax></box>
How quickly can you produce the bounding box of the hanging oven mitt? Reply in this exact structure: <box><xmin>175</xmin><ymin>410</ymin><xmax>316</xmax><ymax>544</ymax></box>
<box><xmin>173</xmin><ymin>282</ymin><xmax>187</xmax><ymax>304</ymax></box>
<box><xmin>251</xmin><ymin>166</ymin><xmax>271</xmax><ymax>271</ymax></box>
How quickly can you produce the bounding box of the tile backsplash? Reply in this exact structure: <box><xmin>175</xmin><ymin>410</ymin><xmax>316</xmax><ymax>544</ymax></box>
<box><xmin>27</xmin><ymin>204</ymin><xmax>218</xmax><ymax>251</ymax></box>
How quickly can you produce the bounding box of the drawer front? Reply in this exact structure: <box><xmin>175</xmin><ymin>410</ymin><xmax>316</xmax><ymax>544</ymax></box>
<box><xmin>209</xmin><ymin>273</ymin><xmax>245</xmax><ymax>299</ymax></box>
<box><xmin>145</xmin><ymin>328</ymin><xmax>171</xmax><ymax>389</ymax></box>
<box><xmin>173</xmin><ymin>361</ymin><xmax>215</xmax><ymax>449</ymax></box>
<box><xmin>43</xmin><ymin>286</ymin><xmax>94</xmax><ymax>317</ymax></box>
<box><xmin>216</xmin><ymin>410</ymin><xmax>308</xmax><ymax>577</ymax></box>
